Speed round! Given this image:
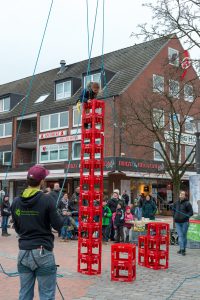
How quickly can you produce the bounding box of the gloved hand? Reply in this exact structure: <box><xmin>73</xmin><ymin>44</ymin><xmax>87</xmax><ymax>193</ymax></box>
<box><xmin>76</xmin><ymin>100</ymin><xmax>81</xmax><ymax>112</ymax></box>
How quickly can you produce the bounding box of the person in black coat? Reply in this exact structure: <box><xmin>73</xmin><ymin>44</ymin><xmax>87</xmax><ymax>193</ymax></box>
<box><xmin>57</xmin><ymin>193</ymin><xmax>69</xmax><ymax>214</ymax></box>
<box><xmin>1</xmin><ymin>195</ymin><xmax>11</xmax><ymax>236</ymax></box>
<box><xmin>49</xmin><ymin>182</ymin><xmax>64</xmax><ymax>205</ymax></box>
<box><xmin>172</xmin><ymin>190</ymin><xmax>193</xmax><ymax>255</ymax></box>
<box><xmin>122</xmin><ymin>190</ymin><xmax>129</xmax><ymax>206</ymax></box>
<box><xmin>108</xmin><ymin>192</ymin><xmax>120</xmax><ymax>241</ymax></box>
<box><xmin>114</xmin><ymin>203</ymin><xmax>125</xmax><ymax>243</ymax></box>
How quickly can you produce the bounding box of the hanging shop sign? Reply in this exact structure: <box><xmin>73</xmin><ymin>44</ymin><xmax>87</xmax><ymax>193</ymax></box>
<box><xmin>65</xmin><ymin>157</ymin><xmax>165</xmax><ymax>174</ymax></box>
<box><xmin>56</xmin><ymin>135</ymin><xmax>81</xmax><ymax>143</ymax></box>
<box><xmin>39</xmin><ymin>130</ymin><xmax>67</xmax><ymax>140</ymax></box>
<box><xmin>164</xmin><ymin>131</ymin><xmax>196</xmax><ymax>145</ymax></box>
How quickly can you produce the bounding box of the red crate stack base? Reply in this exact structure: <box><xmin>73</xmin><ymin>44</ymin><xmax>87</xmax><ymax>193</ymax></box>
<box><xmin>138</xmin><ymin>223</ymin><xmax>170</xmax><ymax>270</ymax></box>
<box><xmin>78</xmin><ymin>100</ymin><xmax>105</xmax><ymax>275</ymax></box>
<box><xmin>111</xmin><ymin>244</ymin><xmax>136</xmax><ymax>282</ymax></box>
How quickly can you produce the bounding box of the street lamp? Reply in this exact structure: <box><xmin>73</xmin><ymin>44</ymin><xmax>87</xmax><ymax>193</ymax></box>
<box><xmin>191</xmin><ymin>119</ymin><xmax>200</xmax><ymax>174</ymax></box>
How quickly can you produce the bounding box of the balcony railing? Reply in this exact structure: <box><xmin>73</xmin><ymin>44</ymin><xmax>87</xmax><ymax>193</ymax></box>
<box><xmin>17</xmin><ymin>131</ymin><xmax>37</xmax><ymax>148</ymax></box>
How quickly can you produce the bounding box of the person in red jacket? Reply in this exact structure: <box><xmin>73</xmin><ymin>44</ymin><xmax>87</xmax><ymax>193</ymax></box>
<box><xmin>123</xmin><ymin>206</ymin><xmax>134</xmax><ymax>242</ymax></box>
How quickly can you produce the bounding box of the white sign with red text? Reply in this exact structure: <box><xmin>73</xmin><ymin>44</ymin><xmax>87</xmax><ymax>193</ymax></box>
<box><xmin>56</xmin><ymin>135</ymin><xmax>81</xmax><ymax>143</ymax></box>
<box><xmin>39</xmin><ymin>130</ymin><xmax>67</xmax><ymax>140</ymax></box>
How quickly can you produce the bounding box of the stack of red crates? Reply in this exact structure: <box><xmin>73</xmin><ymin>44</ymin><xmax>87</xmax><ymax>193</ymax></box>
<box><xmin>78</xmin><ymin>100</ymin><xmax>105</xmax><ymax>275</ymax></box>
<box><xmin>138</xmin><ymin>222</ymin><xmax>170</xmax><ymax>270</ymax></box>
<box><xmin>111</xmin><ymin>244</ymin><xmax>136</xmax><ymax>282</ymax></box>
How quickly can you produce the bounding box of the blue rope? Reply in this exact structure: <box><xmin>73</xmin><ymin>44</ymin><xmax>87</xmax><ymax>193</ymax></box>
<box><xmin>166</xmin><ymin>274</ymin><xmax>200</xmax><ymax>300</ymax></box>
<box><xmin>86</xmin><ymin>0</ymin><xmax>90</xmax><ymax>58</ymax></box>
<box><xmin>3</xmin><ymin>0</ymin><xmax>54</xmax><ymax>187</ymax></box>
<box><xmin>56</xmin><ymin>0</ymin><xmax>100</xmax><ymax>206</ymax></box>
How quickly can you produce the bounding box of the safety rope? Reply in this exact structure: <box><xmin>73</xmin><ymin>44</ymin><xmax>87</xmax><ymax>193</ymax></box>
<box><xmin>2</xmin><ymin>0</ymin><xmax>54</xmax><ymax>186</ymax></box>
<box><xmin>56</xmin><ymin>0</ymin><xmax>101</xmax><ymax>206</ymax></box>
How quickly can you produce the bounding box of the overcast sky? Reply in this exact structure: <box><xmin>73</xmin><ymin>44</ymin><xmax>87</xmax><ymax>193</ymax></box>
<box><xmin>0</xmin><ymin>0</ymin><xmax>199</xmax><ymax>85</ymax></box>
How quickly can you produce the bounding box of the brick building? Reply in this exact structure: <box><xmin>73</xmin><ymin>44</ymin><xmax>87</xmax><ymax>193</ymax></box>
<box><xmin>0</xmin><ymin>36</ymin><xmax>199</xmax><ymax>209</ymax></box>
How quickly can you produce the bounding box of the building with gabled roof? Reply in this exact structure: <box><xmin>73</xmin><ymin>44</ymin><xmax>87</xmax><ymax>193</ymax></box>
<box><xmin>0</xmin><ymin>36</ymin><xmax>199</xmax><ymax>211</ymax></box>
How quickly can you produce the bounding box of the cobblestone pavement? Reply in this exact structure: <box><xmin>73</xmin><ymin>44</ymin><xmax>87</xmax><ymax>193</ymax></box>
<box><xmin>0</xmin><ymin>229</ymin><xmax>199</xmax><ymax>300</ymax></box>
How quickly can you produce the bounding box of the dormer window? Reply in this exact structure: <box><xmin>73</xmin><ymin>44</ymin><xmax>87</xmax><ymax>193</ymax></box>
<box><xmin>168</xmin><ymin>48</ymin><xmax>179</xmax><ymax>66</ymax></box>
<box><xmin>0</xmin><ymin>97</ymin><xmax>10</xmax><ymax>112</ymax></box>
<box><xmin>55</xmin><ymin>80</ymin><xmax>71</xmax><ymax>100</ymax></box>
<box><xmin>84</xmin><ymin>72</ymin><xmax>101</xmax><ymax>88</ymax></box>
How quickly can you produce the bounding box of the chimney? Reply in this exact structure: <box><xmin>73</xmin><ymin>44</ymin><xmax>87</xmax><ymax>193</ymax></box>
<box><xmin>58</xmin><ymin>60</ymin><xmax>67</xmax><ymax>74</ymax></box>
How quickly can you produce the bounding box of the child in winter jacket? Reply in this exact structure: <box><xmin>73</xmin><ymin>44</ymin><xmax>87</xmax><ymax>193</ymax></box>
<box><xmin>123</xmin><ymin>206</ymin><xmax>134</xmax><ymax>242</ymax></box>
<box><xmin>102</xmin><ymin>200</ymin><xmax>112</xmax><ymax>243</ymax></box>
<box><xmin>114</xmin><ymin>203</ymin><xmax>125</xmax><ymax>243</ymax></box>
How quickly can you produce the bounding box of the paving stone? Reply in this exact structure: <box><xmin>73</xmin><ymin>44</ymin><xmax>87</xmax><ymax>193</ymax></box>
<box><xmin>0</xmin><ymin>229</ymin><xmax>199</xmax><ymax>300</ymax></box>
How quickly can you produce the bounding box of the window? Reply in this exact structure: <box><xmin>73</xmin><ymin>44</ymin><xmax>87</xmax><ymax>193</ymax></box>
<box><xmin>184</xmin><ymin>85</ymin><xmax>194</xmax><ymax>102</ymax></box>
<box><xmin>0</xmin><ymin>122</ymin><xmax>12</xmax><ymax>138</ymax></box>
<box><xmin>72</xmin><ymin>141</ymin><xmax>81</xmax><ymax>160</ymax></box>
<box><xmin>168</xmin><ymin>48</ymin><xmax>179</xmax><ymax>66</ymax></box>
<box><xmin>0</xmin><ymin>97</ymin><xmax>10</xmax><ymax>112</ymax></box>
<box><xmin>169</xmin><ymin>113</ymin><xmax>180</xmax><ymax>131</ymax></box>
<box><xmin>40</xmin><ymin>144</ymin><xmax>68</xmax><ymax>163</ymax></box>
<box><xmin>185</xmin><ymin>145</ymin><xmax>195</xmax><ymax>164</ymax></box>
<box><xmin>154</xmin><ymin>142</ymin><xmax>165</xmax><ymax>161</ymax></box>
<box><xmin>153</xmin><ymin>75</ymin><xmax>164</xmax><ymax>93</ymax></box>
<box><xmin>73</xmin><ymin>107</ymin><xmax>81</xmax><ymax>127</ymax></box>
<box><xmin>169</xmin><ymin>80</ymin><xmax>179</xmax><ymax>98</ymax></box>
<box><xmin>35</xmin><ymin>94</ymin><xmax>50</xmax><ymax>104</ymax></box>
<box><xmin>40</xmin><ymin>112</ymin><xmax>69</xmax><ymax>132</ymax></box>
<box><xmin>56</xmin><ymin>81</ymin><xmax>71</xmax><ymax>100</ymax></box>
<box><xmin>185</xmin><ymin>116</ymin><xmax>194</xmax><ymax>133</ymax></box>
<box><xmin>0</xmin><ymin>151</ymin><xmax>12</xmax><ymax>166</ymax></box>
<box><xmin>84</xmin><ymin>72</ymin><xmax>101</xmax><ymax>88</ymax></box>
<box><xmin>170</xmin><ymin>144</ymin><xmax>181</xmax><ymax>163</ymax></box>
<box><xmin>153</xmin><ymin>109</ymin><xmax>164</xmax><ymax>128</ymax></box>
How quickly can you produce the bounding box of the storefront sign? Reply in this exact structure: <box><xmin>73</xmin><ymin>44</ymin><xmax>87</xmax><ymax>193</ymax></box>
<box><xmin>117</xmin><ymin>158</ymin><xmax>165</xmax><ymax>173</ymax></box>
<box><xmin>71</xmin><ymin>128</ymin><xmax>81</xmax><ymax>135</ymax></box>
<box><xmin>65</xmin><ymin>157</ymin><xmax>165</xmax><ymax>174</ymax></box>
<box><xmin>65</xmin><ymin>157</ymin><xmax>116</xmax><ymax>173</ymax></box>
<box><xmin>56</xmin><ymin>135</ymin><xmax>81</xmax><ymax>143</ymax></box>
<box><xmin>164</xmin><ymin>131</ymin><xmax>196</xmax><ymax>145</ymax></box>
<box><xmin>39</xmin><ymin>130</ymin><xmax>67</xmax><ymax>140</ymax></box>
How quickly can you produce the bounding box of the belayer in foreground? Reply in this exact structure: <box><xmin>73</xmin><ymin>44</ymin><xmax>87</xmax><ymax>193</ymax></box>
<box><xmin>11</xmin><ymin>165</ymin><xmax>64</xmax><ymax>300</ymax></box>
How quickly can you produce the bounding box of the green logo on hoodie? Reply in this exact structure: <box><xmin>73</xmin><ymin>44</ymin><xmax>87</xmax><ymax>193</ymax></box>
<box><xmin>15</xmin><ymin>209</ymin><xmax>21</xmax><ymax>216</ymax></box>
<box><xmin>15</xmin><ymin>208</ymin><xmax>39</xmax><ymax>217</ymax></box>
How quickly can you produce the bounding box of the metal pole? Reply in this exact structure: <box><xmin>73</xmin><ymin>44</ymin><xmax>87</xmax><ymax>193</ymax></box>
<box><xmin>196</xmin><ymin>132</ymin><xmax>200</xmax><ymax>174</ymax></box>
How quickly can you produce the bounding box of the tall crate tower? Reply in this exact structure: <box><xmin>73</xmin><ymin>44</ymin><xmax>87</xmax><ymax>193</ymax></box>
<box><xmin>78</xmin><ymin>99</ymin><xmax>105</xmax><ymax>275</ymax></box>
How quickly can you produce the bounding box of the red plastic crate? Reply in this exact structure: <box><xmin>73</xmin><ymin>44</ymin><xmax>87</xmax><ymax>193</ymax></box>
<box><xmin>78</xmin><ymin>253</ymin><xmax>101</xmax><ymax>275</ymax></box>
<box><xmin>147</xmin><ymin>235</ymin><xmax>169</xmax><ymax>252</ymax></box>
<box><xmin>138</xmin><ymin>236</ymin><xmax>148</xmax><ymax>267</ymax></box>
<box><xmin>111</xmin><ymin>244</ymin><xmax>136</xmax><ymax>282</ymax></box>
<box><xmin>78</xmin><ymin>100</ymin><xmax>104</xmax><ymax>275</ymax></box>
<box><xmin>147</xmin><ymin>222</ymin><xmax>170</xmax><ymax>237</ymax></box>
<box><xmin>146</xmin><ymin>249</ymin><xmax>169</xmax><ymax>270</ymax></box>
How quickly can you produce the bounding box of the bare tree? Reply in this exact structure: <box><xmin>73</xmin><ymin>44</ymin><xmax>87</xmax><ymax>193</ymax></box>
<box><xmin>131</xmin><ymin>0</ymin><xmax>200</xmax><ymax>72</ymax></box>
<box><xmin>120</xmin><ymin>71</ymin><xmax>200</xmax><ymax>201</ymax></box>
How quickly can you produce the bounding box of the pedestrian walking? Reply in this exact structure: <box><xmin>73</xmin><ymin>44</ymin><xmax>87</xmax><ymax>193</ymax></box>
<box><xmin>172</xmin><ymin>190</ymin><xmax>193</xmax><ymax>256</ymax></box>
<box><xmin>11</xmin><ymin>165</ymin><xmax>63</xmax><ymax>300</ymax></box>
